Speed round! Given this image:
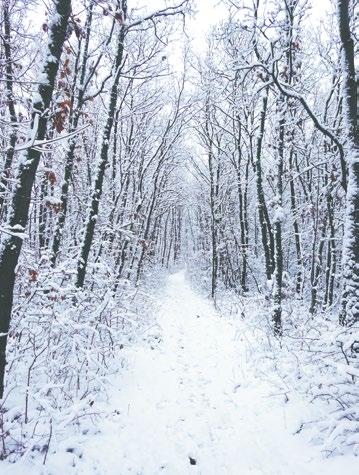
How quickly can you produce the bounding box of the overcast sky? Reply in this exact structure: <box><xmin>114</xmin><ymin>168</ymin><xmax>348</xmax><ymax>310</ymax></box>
<box><xmin>187</xmin><ymin>0</ymin><xmax>333</xmax><ymax>52</ymax></box>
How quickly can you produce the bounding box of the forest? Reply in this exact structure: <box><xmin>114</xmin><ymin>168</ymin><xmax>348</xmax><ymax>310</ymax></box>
<box><xmin>0</xmin><ymin>0</ymin><xmax>358</xmax><ymax>473</ymax></box>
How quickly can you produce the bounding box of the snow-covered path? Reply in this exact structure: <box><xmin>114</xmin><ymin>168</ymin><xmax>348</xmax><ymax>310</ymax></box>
<box><xmin>71</xmin><ymin>271</ymin><xmax>351</xmax><ymax>474</ymax></box>
<box><xmin>6</xmin><ymin>270</ymin><xmax>355</xmax><ymax>474</ymax></box>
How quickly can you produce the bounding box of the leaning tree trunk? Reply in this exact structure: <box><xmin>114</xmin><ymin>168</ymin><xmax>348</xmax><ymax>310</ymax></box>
<box><xmin>337</xmin><ymin>0</ymin><xmax>359</xmax><ymax>325</ymax></box>
<box><xmin>0</xmin><ymin>0</ymin><xmax>71</xmax><ymax>399</ymax></box>
<box><xmin>0</xmin><ymin>1</ymin><xmax>18</xmax><ymax>220</ymax></box>
<box><xmin>51</xmin><ymin>0</ymin><xmax>95</xmax><ymax>267</ymax></box>
<box><xmin>76</xmin><ymin>6</ymin><xmax>127</xmax><ymax>288</ymax></box>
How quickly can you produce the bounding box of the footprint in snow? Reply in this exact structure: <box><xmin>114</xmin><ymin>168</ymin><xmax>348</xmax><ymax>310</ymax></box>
<box><xmin>189</xmin><ymin>456</ymin><xmax>197</xmax><ymax>465</ymax></box>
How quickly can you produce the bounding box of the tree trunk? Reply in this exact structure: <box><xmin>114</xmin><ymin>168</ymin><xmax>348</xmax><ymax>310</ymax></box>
<box><xmin>0</xmin><ymin>1</ymin><xmax>18</xmax><ymax>219</ymax></box>
<box><xmin>51</xmin><ymin>1</ymin><xmax>95</xmax><ymax>266</ymax></box>
<box><xmin>272</xmin><ymin>107</ymin><xmax>284</xmax><ymax>336</ymax></box>
<box><xmin>324</xmin><ymin>182</ymin><xmax>337</xmax><ymax>309</ymax></box>
<box><xmin>289</xmin><ymin>149</ymin><xmax>303</xmax><ymax>295</ymax></box>
<box><xmin>255</xmin><ymin>88</ymin><xmax>275</xmax><ymax>282</ymax></box>
<box><xmin>208</xmin><ymin>140</ymin><xmax>219</xmax><ymax>298</ymax></box>
<box><xmin>337</xmin><ymin>0</ymin><xmax>359</xmax><ymax>324</ymax></box>
<box><xmin>0</xmin><ymin>0</ymin><xmax>71</xmax><ymax>399</ymax></box>
<box><xmin>76</xmin><ymin>7</ymin><xmax>127</xmax><ymax>288</ymax></box>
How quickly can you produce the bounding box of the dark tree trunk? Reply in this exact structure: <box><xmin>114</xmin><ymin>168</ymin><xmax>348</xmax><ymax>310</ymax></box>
<box><xmin>324</xmin><ymin>183</ymin><xmax>336</xmax><ymax>308</ymax></box>
<box><xmin>289</xmin><ymin>149</ymin><xmax>303</xmax><ymax>295</ymax></box>
<box><xmin>255</xmin><ymin>88</ymin><xmax>275</xmax><ymax>282</ymax></box>
<box><xmin>76</xmin><ymin>7</ymin><xmax>127</xmax><ymax>288</ymax></box>
<box><xmin>234</xmin><ymin>116</ymin><xmax>250</xmax><ymax>293</ymax></box>
<box><xmin>337</xmin><ymin>0</ymin><xmax>359</xmax><ymax>324</ymax></box>
<box><xmin>0</xmin><ymin>1</ymin><xmax>18</xmax><ymax>219</ymax></box>
<box><xmin>309</xmin><ymin>208</ymin><xmax>327</xmax><ymax>315</ymax></box>
<box><xmin>272</xmin><ymin>108</ymin><xmax>284</xmax><ymax>337</ymax></box>
<box><xmin>0</xmin><ymin>0</ymin><xmax>71</xmax><ymax>399</ymax></box>
<box><xmin>208</xmin><ymin>142</ymin><xmax>219</xmax><ymax>298</ymax></box>
<box><xmin>51</xmin><ymin>1</ymin><xmax>95</xmax><ymax>266</ymax></box>
<box><xmin>240</xmin><ymin>160</ymin><xmax>250</xmax><ymax>292</ymax></box>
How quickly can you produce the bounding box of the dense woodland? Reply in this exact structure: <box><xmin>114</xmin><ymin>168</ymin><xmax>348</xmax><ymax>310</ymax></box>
<box><xmin>0</xmin><ymin>0</ymin><xmax>359</xmax><ymax>469</ymax></box>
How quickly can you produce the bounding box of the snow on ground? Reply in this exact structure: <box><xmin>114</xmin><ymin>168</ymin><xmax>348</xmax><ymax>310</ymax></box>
<box><xmin>2</xmin><ymin>270</ymin><xmax>357</xmax><ymax>474</ymax></box>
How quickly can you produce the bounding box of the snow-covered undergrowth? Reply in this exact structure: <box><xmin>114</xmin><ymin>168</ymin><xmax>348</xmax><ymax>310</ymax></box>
<box><xmin>1</xmin><ymin>269</ymin><xmax>358</xmax><ymax>473</ymax></box>
<box><xmin>217</xmin><ymin>291</ymin><xmax>359</xmax><ymax>456</ymax></box>
<box><xmin>0</xmin><ymin>262</ymin><xmax>163</xmax><ymax>465</ymax></box>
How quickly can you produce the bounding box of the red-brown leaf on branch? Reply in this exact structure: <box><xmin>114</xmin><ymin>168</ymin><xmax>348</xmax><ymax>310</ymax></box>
<box><xmin>45</xmin><ymin>199</ymin><xmax>62</xmax><ymax>214</ymax></box>
<box><xmin>60</xmin><ymin>58</ymin><xmax>72</xmax><ymax>78</ymax></box>
<box><xmin>53</xmin><ymin>99</ymin><xmax>72</xmax><ymax>132</ymax></box>
<box><xmin>60</xmin><ymin>99</ymin><xmax>72</xmax><ymax>110</ymax></box>
<box><xmin>54</xmin><ymin>113</ymin><xmax>65</xmax><ymax>132</ymax></box>
<box><xmin>45</xmin><ymin>170</ymin><xmax>57</xmax><ymax>185</ymax></box>
<box><xmin>29</xmin><ymin>269</ymin><xmax>38</xmax><ymax>282</ymax></box>
<box><xmin>73</xmin><ymin>21</ymin><xmax>84</xmax><ymax>39</ymax></box>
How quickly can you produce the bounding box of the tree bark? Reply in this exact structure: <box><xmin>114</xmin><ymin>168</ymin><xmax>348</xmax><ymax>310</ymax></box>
<box><xmin>51</xmin><ymin>1</ymin><xmax>95</xmax><ymax>266</ymax></box>
<box><xmin>76</xmin><ymin>5</ymin><xmax>127</xmax><ymax>288</ymax></box>
<box><xmin>0</xmin><ymin>0</ymin><xmax>71</xmax><ymax>398</ymax></box>
<box><xmin>255</xmin><ymin>88</ymin><xmax>275</xmax><ymax>282</ymax></box>
<box><xmin>337</xmin><ymin>0</ymin><xmax>359</xmax><ymax>324</ymax></box>
<box><xmin>0</xmin><ymin>1</ymin><xmax>18</xmax><ymax>219</ymax></box>
<box><xmin>272</xmin><ymin>105</ymin><xmax>284</xmax><ymax>336</ymax></box>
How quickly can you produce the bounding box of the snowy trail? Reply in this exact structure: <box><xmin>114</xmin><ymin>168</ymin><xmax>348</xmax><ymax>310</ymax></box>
<box><xmin>70</xmin><ymin>270</ymin><xmax>350</xmax><ymax>475</ymax></box>
<box><xmin>7</xmin><ymin>271</ymin><xmax>354</xmax><ymax>474</ymax></box>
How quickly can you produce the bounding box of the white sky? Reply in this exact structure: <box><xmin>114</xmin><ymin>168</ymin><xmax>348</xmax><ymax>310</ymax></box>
<box><xmin>28</xmin><ymin>0</ymin><xmax>333</xmax><ymax>49</ymax></box>
<box><xmin>188</xmin><ymin>0</ymin><xmax>333</xmax><ymax>50</ymax></box>
<box><xmin>187</xmin><ymin>0</ymin><xmax>225</xmax><ymax>51</ymax></box>
<box><xmin>26</xmin><ymin>0</ymin><xmax>335</xmax><ymax>78</ymax></box>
